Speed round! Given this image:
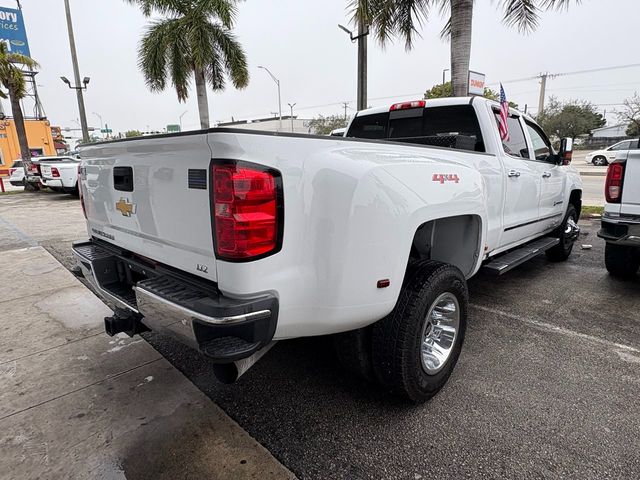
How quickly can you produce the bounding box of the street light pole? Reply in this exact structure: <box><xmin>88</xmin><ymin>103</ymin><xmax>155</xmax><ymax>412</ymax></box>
<box><xmin>63</xmin><ymin>0</ymin><xmax>89</xmax><ymax>143</ymax></box>
<box><xmin>258</xmin><ymin>66</ymin><xmax>282</xmax><ymax>132</ymax></box>
<box><xmin>179</xmin><ymin>110</ymin><xmax>188</xmax><ymax>131</ymax></box>
<box><xmin>338</xmin><ymin>17</ymin><xmax>369</xmax><ymax>111</ymax></box>
<box><xmin>442</xmin><ymin>68</ymin><xmax>449</xmax><ymax>86</ymax></box>
<box><xmin>287</xmin><ymin>103</ymin><xmax>296</xmax><ymax>132</ymax></box>
<box><xmin>92</xmin><ymin>112</ymin><xmax>103</xmax><ymax>135</ymax></box>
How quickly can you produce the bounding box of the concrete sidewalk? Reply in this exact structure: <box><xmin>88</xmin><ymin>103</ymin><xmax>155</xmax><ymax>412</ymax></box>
<box><xmin>0</xmin><ymin>246</ymin><xmax>294</xmax><ymax>480</ymax></box>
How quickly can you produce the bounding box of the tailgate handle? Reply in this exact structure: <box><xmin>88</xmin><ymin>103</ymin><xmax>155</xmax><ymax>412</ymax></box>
<box><xmin>113</xmin><ymin>166</ymin><xmax>134</xmax><ymax>192</ymax></box>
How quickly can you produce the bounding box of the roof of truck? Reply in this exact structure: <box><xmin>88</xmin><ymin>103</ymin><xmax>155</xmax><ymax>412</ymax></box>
<box><xmin>354</xmin><ymin>96</ymin><xmax>530</xmax><ymax>121</ymax></box>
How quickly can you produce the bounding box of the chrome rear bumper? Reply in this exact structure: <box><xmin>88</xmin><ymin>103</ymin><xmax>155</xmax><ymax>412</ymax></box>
<box><xmin>72</xmin><ymin>240</ymin><xmax>278</xmax><ymax>362</ymax></box>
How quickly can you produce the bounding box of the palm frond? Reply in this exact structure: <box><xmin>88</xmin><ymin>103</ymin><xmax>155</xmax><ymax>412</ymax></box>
<box><xmin>7</xmin><ymin>53</ymin><xmax>38</xmax><ymax>70</ymax></box>
<box><xmin>538</xmin><ymin>0</ymin><xmax>581</xmax><ymax>11</ymax></box>
<box><xmin>439</xmin><ymin>16</ymin><xmax>451</xmax><ymax>40</ymax></box>
<box><xmin>195</xmin><ymin>0</ymin><xmax>239</xmax><ymax>28</ymax></box>
<box><xmin>501</xmin><ymin>0</ymin><xmax>540</xmax><ymax>33</ymax></box>
<box><xmin>138</xmin><ymin>19</ymin><xmax>177</xmax><ymax>92</ymax></box>
<box><xmin>206</xmin><ymin>23</ymin><xmax>248</xmax><ymax>89</ymax></box>
<box><xmin>123</xmin><ymin>0</ymin><xmax>189</xmax><ymax>17</ymax></box>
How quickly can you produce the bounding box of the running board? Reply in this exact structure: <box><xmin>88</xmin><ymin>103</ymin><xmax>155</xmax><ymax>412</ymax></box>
<box><xmin>482</xmin><ymin>237</ymin><xmax>560</xmax><ymax>276</ymax></box>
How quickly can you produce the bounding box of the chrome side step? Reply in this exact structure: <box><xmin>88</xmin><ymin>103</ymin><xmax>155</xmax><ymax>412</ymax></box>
<box><xmin>482</xmin><ymin>237</ymin><xmax>560</xmax><ymax>276</ymax></box>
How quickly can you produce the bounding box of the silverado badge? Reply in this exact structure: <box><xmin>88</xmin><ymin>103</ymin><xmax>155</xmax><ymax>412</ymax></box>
<box><xmin>115</xmin><ymin>198</ymin><xmax>136</xmax><ymax>217</ymax></box>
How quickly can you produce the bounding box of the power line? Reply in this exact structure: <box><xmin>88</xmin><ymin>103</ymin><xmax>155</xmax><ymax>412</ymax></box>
<box><xmin>488</xmin><ymin>62</ymin><xmax>640</xmax><ymax>86</ymax></box>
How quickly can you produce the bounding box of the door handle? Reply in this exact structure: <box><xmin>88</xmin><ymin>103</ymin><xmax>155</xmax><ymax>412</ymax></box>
<box><xmin>508</xmin><ymin>170</ymin><xmax>521</xmax><ymax>178</ymax></box>
<box><xmin>542</xmin><ymin>172</ymin><xmax>552</xmax><ymax>178</ymax></box>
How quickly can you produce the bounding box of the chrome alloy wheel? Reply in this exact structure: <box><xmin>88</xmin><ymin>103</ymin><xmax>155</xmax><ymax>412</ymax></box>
<box><xmin>420</xmin><ymin>292</ymin><xmax>460</xmax><ymax>375</ymax></box>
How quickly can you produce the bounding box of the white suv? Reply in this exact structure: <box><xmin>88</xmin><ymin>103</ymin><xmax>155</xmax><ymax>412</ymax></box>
<box><xmin>586</xmin><ymin>139</ymin><xmax>639</xmax><ymax>166</ymax></box>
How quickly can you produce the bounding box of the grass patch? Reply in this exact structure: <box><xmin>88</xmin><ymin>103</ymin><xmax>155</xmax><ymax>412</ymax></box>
<box><xmin>582</xmin><ymin>205</ymin><xmax>603</xmax><ymax>216</ymax></box>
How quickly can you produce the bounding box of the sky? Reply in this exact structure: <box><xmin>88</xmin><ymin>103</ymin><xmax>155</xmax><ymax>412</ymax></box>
<box><xmin>8</xmin><ymin>0</ymin><xmax>640</xmax><ymax>139</ymax></box>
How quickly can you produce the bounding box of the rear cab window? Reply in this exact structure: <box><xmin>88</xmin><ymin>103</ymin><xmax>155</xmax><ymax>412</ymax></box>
<box><xmin>346</xmin><ymin>104</ymin><xmax>486</xmax><ymax>152</ymax></box>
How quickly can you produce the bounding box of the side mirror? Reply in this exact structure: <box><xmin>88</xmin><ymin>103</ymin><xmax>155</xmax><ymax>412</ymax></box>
<box><xmin>558</xmin><ymin>137</ymin><xmax>573</xmax><ymax>165</ymax></box>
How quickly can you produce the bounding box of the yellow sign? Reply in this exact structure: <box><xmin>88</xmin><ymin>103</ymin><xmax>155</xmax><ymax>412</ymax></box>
<box><xmin>115</xmin><ymin>198</ymin><xmax>136</xmax><ymax>217</ymax></box>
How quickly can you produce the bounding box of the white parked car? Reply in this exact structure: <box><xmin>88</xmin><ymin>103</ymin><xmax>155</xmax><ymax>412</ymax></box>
<box><xmin>329</xmin><ymin>127</ymin><xmax>346</xmax><ymax>137</ymax></box>
<box><xmin>585</xmin><ymin>139</ymin><xmax>639</xmax><ymax>166</ymax></box>
<box><xmin>73</xmin><ymin>96</ymin><xmax>582</xmax><ymax>402</ymax></box>
<box><xmin>40</xmin><ymin>158</ymin><xmax>80</xmax><ymax>195</ymax></box>
<box><xmin>8</xmin><ymin>160</ymin><xmax>25</xmax><ymax>186</ymax></box>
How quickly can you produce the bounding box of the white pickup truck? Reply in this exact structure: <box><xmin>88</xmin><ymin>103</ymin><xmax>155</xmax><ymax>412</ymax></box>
<box><xmin>40</xmin><ymin>158</ymin><xmax>81</xmax><ymax>195</ymax></box>
<box><xmin>73</xmin><ymin>97</ymin><xmax>582</xmax><ymax>401</ymax></box>
<box><xmin>598</xmin><ymin>144</ymin><xmax>640</xmax><ymax>278</ymax></box>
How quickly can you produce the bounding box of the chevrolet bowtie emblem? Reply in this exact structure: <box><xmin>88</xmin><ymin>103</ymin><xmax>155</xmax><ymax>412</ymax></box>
<box><xmin>115</xmin><ymin>198</ymin><xmax>136</xmax><ymax>217</ymax></box>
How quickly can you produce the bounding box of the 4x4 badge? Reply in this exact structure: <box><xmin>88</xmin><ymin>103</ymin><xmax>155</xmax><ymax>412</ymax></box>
<box><xmin>115</xmin><ymin>198</ymin><xmax>136</xmax><ymax>217</ymax></box>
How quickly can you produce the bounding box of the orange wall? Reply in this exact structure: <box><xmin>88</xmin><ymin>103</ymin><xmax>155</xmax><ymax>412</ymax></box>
<box><xmin>0</xmin><ymin>119</ymin><xmax>56</xmax><ymax>171</ymax></box>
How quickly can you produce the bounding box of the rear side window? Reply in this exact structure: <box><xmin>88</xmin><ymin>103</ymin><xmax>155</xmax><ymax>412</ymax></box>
<box><xmin>494</xmin><ymin>113</ymin><xmax>529</xmax><ymax>158</ymax></box>
<box><xmin>347</xmin><ymin>105</ymin><xmax>485</xmax><ymax>152</ymax></box>
<box><xmin>11</xmin><ymin>160</ymin><xmax>23</xmax><ymax>168</ymax></box>
<box><xmin>346</xmin><ymin>113</ymin><xmax>388</xmax><ymax>139</ymax></box>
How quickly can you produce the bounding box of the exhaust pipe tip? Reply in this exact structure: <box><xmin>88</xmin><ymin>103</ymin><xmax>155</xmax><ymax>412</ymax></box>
<box><xmin>212</xmin><ymin>342</ymin><xmax>275</xmax><ymax>384</ymax></box>
<box><xmin>212</xmin><ymin>364</ymin><xmax>241</xmax><ymax>384</ymax></box>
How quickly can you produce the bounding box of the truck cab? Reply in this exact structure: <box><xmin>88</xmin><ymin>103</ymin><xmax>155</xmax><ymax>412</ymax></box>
<box><xmin>345</xmin><ymin>97</ymin><xmax>582</xmax><ymax>258</ymax></box>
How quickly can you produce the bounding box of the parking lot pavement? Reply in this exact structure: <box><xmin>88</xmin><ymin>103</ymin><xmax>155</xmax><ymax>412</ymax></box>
<box><xmin>0</xmin><ymin>203</ymin><xmax>294</xmax><ymax>479</ymax></box>
<box><xmin>3</xmin><ymin>192</ymin><xmax>639</xmax><ymax>480</ymax></box>
<box><xmin>145</xmin><ymin>220</ymin><xmax>640</xmax><ymax>480</ymax></box>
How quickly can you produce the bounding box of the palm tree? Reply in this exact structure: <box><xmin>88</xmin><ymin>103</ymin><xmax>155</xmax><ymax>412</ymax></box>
<box><xmin>126</xmin><ymin>0</ymin><xmax>249</xmax><ymax>128</ymax></box>
<box><xmin>353</xmin><ymin>0</ymin><xmax>577</xmax><ymax>97</ymax></box>
<box><xmin>0</xmin><ymin>43</ymin><xmax>38</xmax><ymax>163</ymax></box>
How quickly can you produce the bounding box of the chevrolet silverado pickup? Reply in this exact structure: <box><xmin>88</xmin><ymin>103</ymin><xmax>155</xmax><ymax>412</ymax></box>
<box><xmin>73</xmin><ymin>97</ymin><xmax>582</xmax><ymax>402</ymax></box>
<box><xmin>598</xmin><ymin>144</ymin><xmax>640</xmax><ymax>278</ymax></box>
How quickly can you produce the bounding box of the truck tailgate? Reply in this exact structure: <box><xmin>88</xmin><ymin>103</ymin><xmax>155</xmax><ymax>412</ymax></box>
<box><xmin>80</xmin><ymin>134</ymin><xmax>217</xmax><ymax>282</ymax></box>
<box><xmin>622</xmin><ymin>151</ymin><xmax>640</xmax><ymax>215</ymax></box>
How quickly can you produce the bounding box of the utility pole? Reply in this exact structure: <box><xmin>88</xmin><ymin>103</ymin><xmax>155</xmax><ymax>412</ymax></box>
<box><xmin>342</xmin><ymin>102</ymin><xmax>349</xmax><ymax>121</ymax></box>
<box><xmin>63</xmin><ymin>0</ymin><xmax>89</xmax><ymax>143</ymax></box>
<box><xmin>287</xmin><ymin>103</ymin><xmax>296</xmax><ymax>133</ymax></box>
<box><xmin>538</xmin><ymin>73</ymin><xmax>548</xmax><ymax>115</ymax></box>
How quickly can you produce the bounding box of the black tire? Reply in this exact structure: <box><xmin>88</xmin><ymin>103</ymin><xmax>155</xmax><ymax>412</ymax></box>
<box><xmin>63</xmin><ymin>186</ymin><xmax>79</xmax><ymax>196</ymax></box>
<box><xmin>592</xmin><ymin>156</ymin><xmax>608</xmax><ymax>166</ymax></box>
<box><xmin>49</xmin><ymin>186</ymin><xmax>63</xmax><ymax>193</ymax></box>
<box><xmin>371</xmin><ymin>260</ymin><xmax>468</xmax><ymax>403</ymax></box>
<box><xmin>546</xmin><ymin>204</ymin><xmax>579</xmax><ymax>262</ymax></box>
<box><xmin>24</xmin><ymin>182</ymin><xmax>38</xmax><ymax>192</ymax></box>
<box><xmin>333</xmin><ymin>326</ymin><xmax>375</xmax><ymax>382</ymax></box>
<box><xmin>605</xmin><ymin>244</ymin><xmax>640</xmax><ymax>279</ymax></box>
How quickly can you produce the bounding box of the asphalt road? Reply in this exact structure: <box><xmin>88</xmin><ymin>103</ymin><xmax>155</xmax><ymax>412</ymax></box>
<box><xmin>2</xmin><ymin>191</ymin><xmax>638</xmax><ymax>480</ymax></box>
<box><xmin>581</xmin><ymin>175</ymin><xmax>605</xmax><ymax>206</ymax></box>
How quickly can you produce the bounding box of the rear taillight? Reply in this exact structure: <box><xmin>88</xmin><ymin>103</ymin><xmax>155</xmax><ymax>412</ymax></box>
<box><xmin>211</xmin><ymin>161</ymin><xmax>282</xmax><ymax>261</ymax></box>
<box><xmin>605</xmin><ymin>162</ymin><xmax>625</xmax><ymax>203</ymax></box>
<box><xmin>390</xmin><ymin>100</ymin><xmax>426</xmax><ymax>111</ymax></box>
<box><xmin>30</xmin><ymin>164</ymin><xmax>38</xmax><ymax>173</ymax></box>
<box><xmin>51</xmin><ymin>167</ymin><xmax>60</xmax><ymax>177</ymax></box>
<box><xmin>9</xmin><ymin>168</ymin><xmax>15</xmax><ymax>176</ymax></box>
<box><xmin>78</xmin><ymin>164</ymin><xmax>87</xmax><ymax>219</ymax></box>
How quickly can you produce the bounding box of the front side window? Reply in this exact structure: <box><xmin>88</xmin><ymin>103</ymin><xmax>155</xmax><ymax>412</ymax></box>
<box><xmin>495</xmin><ymin>113</ymin><xmax>529</xmax><ymax>158</ymax></box>
<box><xmin>525</xmin><ymin>121</ymin><xmax>552</xmax><ymax>161</ymax></box>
